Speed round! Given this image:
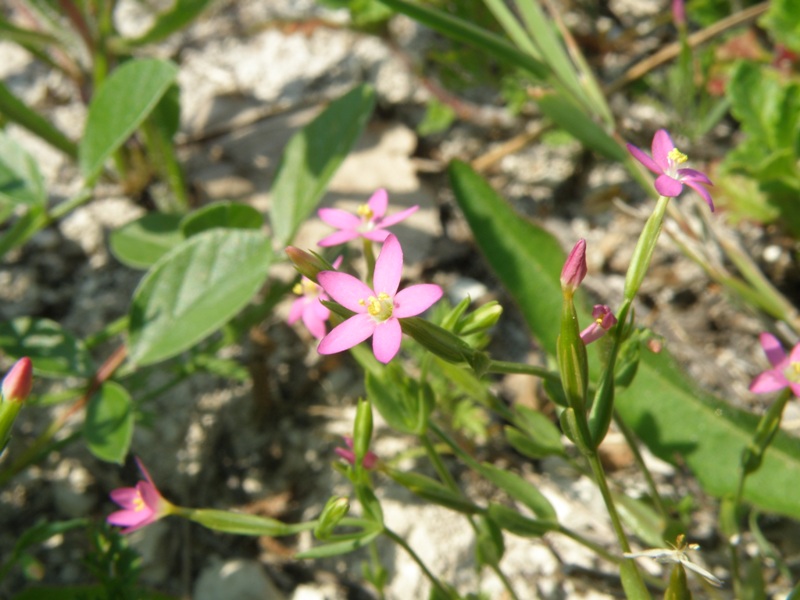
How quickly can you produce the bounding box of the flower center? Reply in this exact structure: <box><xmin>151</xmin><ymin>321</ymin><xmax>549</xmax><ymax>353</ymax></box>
<box><xmin>133</xmin><ymin>493</ymin><xmax>146</xmax><ymax>512</ymax></box>
<box><xmin>293</xmin><ymin>279</ymin><xmax>319</xmax><ymax>298</ymax></box>
<box><xmin>356</xmin><ymin>204</ymin><xmax>376</xmax><ymax>232</ymax></box>
<box><xmin>784</xmin><ymin>361</ymin><xmax>800</xmax><ymax>384</ymax></box>
<box><xmin>360</xmin><ymin>292</ymin><xmax>393</xmax><ymax>321</ymax></box>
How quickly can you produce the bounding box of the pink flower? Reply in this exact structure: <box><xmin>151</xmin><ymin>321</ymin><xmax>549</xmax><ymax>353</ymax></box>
<box><xmin>317</xmin><ymin>189</ymin><xmax>418</xmax><ymax>247</ymax></box>
<box><xmin>2</xmin><ymin>357</ymin><xmax>32</xmax><ymax>403</ymax></box>
<box><xmin>561</xmin><ymin>239</ymin><xmax>587</xmax><ymax>294</ymax></box>
<box><xmin>108</xmin><ymin>458</ymin><xmax>172</xmax><ymax>534</ymax></box>
<box><xmin>672</xmin><ymin>0</ymin><xmax>686</xmax><ymax>27</ymax></box>
<box><xmin>288</xmin><ymin>257</ymin><xmax>343</xmax><ymax>339</ymax></box>
<box><xmin>750</xmin><ymin>333</ymin><xmax>800</xmax><ymax>397</ymax></box>
<box><xmin>580</xmin><ymin>305</ymin><xmax>617</xmax><ymax>344</ymax></box>
<box><xmin>626</xmin><ymin>129</ymin><xmax>714</xmax><ymax>211</ymax></box>
<box><xmin>317</xmin><ymin>234</ymin><xmax>443</xmax><ymax>363</ymax></box>
<box><xmin>335</xmin><ymin>436</ymin><xmax>378</xmax><ymax>469</ymax></box>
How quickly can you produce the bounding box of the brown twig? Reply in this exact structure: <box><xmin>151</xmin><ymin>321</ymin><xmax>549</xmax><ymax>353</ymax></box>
<box><xmin>606</xmin><ymin>2</ymin><xmax>769</xmax><ymax>94</ymax></box>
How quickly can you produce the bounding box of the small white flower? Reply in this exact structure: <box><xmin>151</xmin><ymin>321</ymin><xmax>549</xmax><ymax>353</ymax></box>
<box><xmin>624</xmin><ymin>534</ymin><xmax>723</xmax><ymax>587</ymax></box>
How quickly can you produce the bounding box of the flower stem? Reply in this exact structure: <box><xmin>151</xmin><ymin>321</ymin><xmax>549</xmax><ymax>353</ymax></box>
<box><xmin>486</xmin><ymin>359</ymin><xmax>562</xmax><ymax>385</ymax></box>
<box><xmin>383</xmin><ymin>527</ymin><xmax>456</xmax><ymax>599</ymax></box>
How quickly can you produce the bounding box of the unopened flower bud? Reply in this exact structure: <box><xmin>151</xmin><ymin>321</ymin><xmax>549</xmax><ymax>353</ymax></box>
<box><xmin>2</xmin><ymin>358</ymin><xmax>32</xmax><ymax>404</ymax></box>
<box><xmin>285</xmin><ymin>247</ymin><xmax>331</xmax><ymax>282</ymax></box>
<box><xmin>672</xmin><ymin>0</ymin><xmax>686</xmax><ymax>28</ymax></box>
<box><xmin>314</xmin><ymin>496</ymin><xmax>350</xmax><ymax>540</ymax></box>
<box><xmin>560</xmin><ymin>240</ymin><xmax>587</xmax><ymax>295</ymax></box>
<box><xmin>459</xmin><ymin>301</ymin><xmax>503</xmax><ymax>336</ymax></box>
<box><xmin>580</xmin><ymin>305</ymin><xmax>617</xmax><ymax>345</ymax></box>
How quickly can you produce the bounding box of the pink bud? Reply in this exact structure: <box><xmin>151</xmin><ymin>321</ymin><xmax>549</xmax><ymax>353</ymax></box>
<box><xmin>560</xmin><ymin>239</ymin><xmax>587</xmax><ymax>294</ymax></box>
<box><xmin>335</xmin><ymin>436</ymin><xmax>378</xmax><ymax>469</ymax></box>
<box><xmin>2</xmin><ymin>358</ymin><xmax>32</xmax><ymax>403</ymax></box>
<box><xmin>672</xmin><ymin>0</ymin><xmax>686</xmax><ymax>27</ymax></box>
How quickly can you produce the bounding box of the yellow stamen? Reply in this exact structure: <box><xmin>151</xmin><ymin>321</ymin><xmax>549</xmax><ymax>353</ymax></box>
<box><xmin>133</xmin><ymin>494</ymin><xmax>145</xmax><ymax>512</ymax></box>
<box><xmin>292</xmin><ymin>283</ymin><xmax>303</xmax><ymax>295</ymax></box>
<box><xmin>356</xmin><ymin>204</ymin><xmax>374</xmax><ymax>220</ymax></box>
<box><xmin>786</xmin><ymin>362</ymin><xmax>800</xmax><ymax>383</ymax></box>
<box><xmin>668</xmin><ymin>148</ymin><xmax>688</xmax><ymax>164</ymax></box>
<box><xmin>362</xmin><ymin>292</ymin><xmax>392</xmax><ymax>319</ymax></box>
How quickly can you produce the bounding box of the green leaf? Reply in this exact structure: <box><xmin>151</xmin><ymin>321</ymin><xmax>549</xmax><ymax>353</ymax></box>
<box><xmin>0</xmin><ymin>518</ymin><xmax>88</xmax><ymax>583</ymax></box>
<box><xmin>180</xmin><ymin>201</ymin><xmax>263</xmax><ymax>237</ymax></box>
<box><xmin>387</xmin><ymin>469</ymin><xmax>480</xmax><ymax>514</ymax></box>
<box><xmin>376</xmin><ymin>0</ymin><xmax>549</xmax><ymax>80</ymax></box>
<box><xmin>510</xmin><ymin>405</ymin><xmax>565</xmax><ymax>456</ymax></box>
<box><xmin>0</xmin><ymin>80</ymin><xmax>77</xmax><ymax>158</ymax></box>
<box><xmin>486</xmin><ymin>503</ymin><xmax>556</xmax><ymax>537</ymax></box>
<box><xmin>365</xmin><ymin>367</ymin><xmax>430</xmax><ymax>435</ymax></box>
<box><xmin>295</xmin><ymin>530</ymin><xmax>382</xmax><ymax>559</ymax></box>
<box><xmin>126</xmin><ymin>0</ymin><xmax>215</xmax><ymax>46</ymax></box>
<box><xmin>186</xmin><ymin>508</ymin><xmax>313</xmax><ymax>536</ymax></box>
<box><xmin>760</xmin><ymin>0</ymin><xmax>800</xmax><ymax>54</ymax></box>
<box><xmin>109</xmin><ymin>212</ymin><xmax>184</xmax><ymax>269</ymax></box>
<box><xmin>535</xmin><ymin>91</ymin><xmax>627</xmax><ymax>161</ymax></box>
<box><xmin>451</xmin><ymin>159</ymin><xmax>800</xmax><ymax>519</ymax></box>
<box><xmin>128</xmin><ymin>229</ymin><xmax>272</xmax><ymax>365</ymax></box>
<box><xmin>0</xmin><ymin>131</ymin><xmax>46</xmax><ymax>207</ymax></box>
<box><xmin>617</xmin><ymin>349</ymin><xmax>800</xmax><ymax>520</ymax></box>
<box><xmin>84</xmin><ymin>382</ymin><xmax>133</xmax><ymax>464</ymax></box>
<box><xmin>0</xmin><ymin>317</ymin><xmax>94</xmax><ymax>378</ymax></box>
<box><xmin>476</xmin><ymin>462</ymin><xmax>558</xmax><ymax>521</ymax></box>
<box><xmin>79</xmin><ymin>59</ymin><xmax>179</xmax><ymax>182</ymax></box>
<box><xmin>449</xmin><ymin>160</ymin><xmax>573</xmax><ymax>353</ymax></box>
<box><xmin>270</xmin><ymin>84</ymin><xmax>375</xmax><ymax>247</ymax></box>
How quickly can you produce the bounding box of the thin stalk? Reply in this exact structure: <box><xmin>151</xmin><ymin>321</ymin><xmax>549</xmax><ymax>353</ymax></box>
<box><xmin>141</xmin><ymin>118</ymin><xmax>190</xmax><ymax>213</ymax></box>
<box><xmin>586</xmin><ymin>453</ymin><xmax>632</xmax><ymax>553</ymax></box>
<box><xmin>486</xmin><ymin>359</ymin><xmax>561</xmax><ymax>385</ymax></box>
<box><xmin>363</xmin><ymin>238</ymin><xmax>376</xmax><ymax>287</ymax></box>
<box><xmin>558</xmin><ymin>525</ymin><xmax>622</xmax><ymax>564</ymax></box>
<box><xmin>383</xmin><ymin>527</ymin><xmax>455</xmax><ymax>599</ymax></box>
<box><xmin>613</xmin><ymin>410</ymin><xmax>669</xmax><ymax>519</ymax></box>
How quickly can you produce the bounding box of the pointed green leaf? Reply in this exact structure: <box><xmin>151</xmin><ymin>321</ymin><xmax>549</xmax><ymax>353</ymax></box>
<box><xmin>0</xmin><ymin>317</ymin><xmax>94</xmax><ymax>378</ymax></box>
<box><xmin>270</xmin><ymin>84</ymin><xmax>375</xmax><ymax>247</ymax></box>
<box><xmin>486</xmin><ymin>503</ymin><xmax>556</xmax><ymax>537</ymax></box>
<box><xmin>0</xmin><ymin>131</ymin><xmax>46</xmax><ymax>207</ymax></box>
<box><xmin>126</xmin><ymin>0</ymin><xmax>214</xmax><ymax>46</ymax></box>
<box><xmin>128</xmin><ymin>229</ymin><xmax>272</xmax><ymax>365</ymax></box>
<box><xmin>84</xmin><ymin>382</ymin><xmax>133</xmax><ymax>464</ymax></box>
<box><xmin>477</xmin><ymin>462</ymin><xmax>557</xmax><ymax>521</ymax></box>
<box><xmin>80</xmin><ymin>59</ymin><xmax>178</xmax><ymax>182</ymax></box>
<box><xmin>109</xmin><ymin>212</ymin><xmax>184</xmax><ymax>269</ymax></box>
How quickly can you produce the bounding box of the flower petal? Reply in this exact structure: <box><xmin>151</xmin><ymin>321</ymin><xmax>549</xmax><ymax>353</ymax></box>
<box><xmin>318</xmin><ymin>208</ymin><xmax>360</xmax><ymax>229</ymax></box>
<box><xmin>683</xmin><ymin>179</ymin><xmax>715</xmax><ymax>211</ymax></box>
<box><xmin>377</xmin><ymin>205</ymin><xmax>419</xmax><ymax>229</ymax></box>
<box><xmin>759</xmin><ymin>333</ymin><xmax>786</xmax><ymax>367</ymax></box>
<box><xmin>677</xmin><ymin>168</ymin><xmax>713</xmax><ymax>186</ymax></box>
<box><xmin>318</xmin><ymin>314</ymin><xmax>375</xmax><ymax>355</ymax></box>
<box><xmin>651</xmin><ymin>129</ymin><xmax>675</xmax><ymax>172</ymax></box>
<box><xmin>302</xmin><ymin>303</ymin><xmax>328</xmax><ymax>339</ymax></box>
<box><xmin>654</xmin><ymin>174</ymin><xmax>684</xmax><ymax>198</ymax></box>
<box><xmin>393</xmin><ymin>284</ymin><xmax>443</xmax><ymax>318</ymax></box>
<box><xmin>788</xmin><ymin>341</ymin><xmax>800</xmax><ymax>366</ymax></box>
<box><xmin>626</xmin><ymin>143</ymin><xmax>663</xmax><ymax>175</ymax></box>
<box><xmin>362</xmin><ymin>229</ymin><xmax>392</xmax><ymax>242</ymax></box>
<box><xmin>373</xmin><ymin>234</ymin><xmax>403</xmax><ymax>296</ymax></box>
<box><xmin>107</xmin><ymin>508</ymin><xmax>147</xmax><ymax>528</ymax></box>
<box><xmin>367</xmin><ymin>188</ymin><xmax>389</xmax><ymax>218</ymax></box>
<box><xmin>288</xmin><ymin>297</ymin><xmax>306</xmax><ymax>325</ymax></box>
<box><xmin>318</xmin><ymin>229</ymin><xmax>360</xmax><ymax>247</ymax></box>
<box><xmin>749</xmin><ymin>369</ymin><xmax>788</xmax><ymax>394</ymax></box>
<box><xmin>317</xmin><ymin>271</ymin><xmax>373</xmax><ymax>312</ymax></box>
<box><xmin>372</xmin><ymin>318</ymin><xmax>402</xmax><ymax>363</ymax></box>
<box><xmin>110</xmin><ymin>487</ymin><xmax>138</xmax><ymax>507</ymax></box>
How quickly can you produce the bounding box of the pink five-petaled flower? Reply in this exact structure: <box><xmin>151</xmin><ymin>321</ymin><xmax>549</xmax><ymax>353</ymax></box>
<box><xmin>580</xmin><ymin>305</ymin><xmax>617</xmax><ymax>345</ymax></box>
<box><xmin>317</xmin><ymin>234</ymin><xmax>443</xmax><ymax>363</ymax></box>
<box><xmin>749</xmin><ymin>333</ymin><xmax>800</xmax><ymax>397</ymax></box>
<box><xmin>317</xmin><ymin>189</ymin><xmax>418</xmax><ymax>247</ymax></box>
<box><xmin>626</xmin><ymin>129</ymin><xmax>714</xmax><ymax>211</ymax></box>
<box><xmin>288</xmin><ymin>257</ymin><xmax>343</xmax><ymax>339</ymax></box>
<box><xmin>108</xmin><ymin>458</ymin><xmax>172</xmax><ymax>534</ymax></box>
<box><xmin>335</xmin><ymin>436</ymin><xmax>378</xmax><ymax>469</ymax></box>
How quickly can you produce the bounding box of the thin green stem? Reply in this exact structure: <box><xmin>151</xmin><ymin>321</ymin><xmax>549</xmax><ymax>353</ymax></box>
<box><xmin>384</xmin><ymin>527</ymin><xmax>455</xmax><ymax>599</ymax></box>
<box><xmin>558</xmin><ymin>525</ymin><xmax>621</xmax><ymax>564</ymax></box>
<box><xmin>586</xmin><ymin>453</ymin><xmax>632</xmax><ymax>553</ymax></box>
<box><xmin>613</xmin><ymin>411</ymin><xmax>669</xmax><ymax>519</ymax></box>
<box><xmin>363</xmin><ymin>238</ymin><xmax>376</xmax><ymax>286</ymax></box>
<box><xmin>486</xmin><ymin>359</ymin><xmax>562</xmax><ymax>384</ymax></box>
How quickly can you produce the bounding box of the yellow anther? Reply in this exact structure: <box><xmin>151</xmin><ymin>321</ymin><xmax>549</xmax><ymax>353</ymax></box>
<box><xmin>786</xmin><ymin>362</ymin><xmax>800</xmax><ymax>383</ymax></box>
<box><xmin>133</xmin><ymin>495</ymin><xmax>145</xmax><ymax>512</ymax></box>
<box><xmin>362</xmin><ymin>293</ymin><xmax>393</xmax><ymax>320</ymax></box>
<box><xmin>356</xmin><ymin>204</ymin><xmax>374</xmax><ymax>220</ymax></box>
<box><xmin>668</xmin><ymin>148</ymin><xmax>688</xmax><ymax>164</ymax></box>
<box><xmin>292</xmin><ymin>283</ymin><xmax>303</xmax><ymax>295</ymax></box>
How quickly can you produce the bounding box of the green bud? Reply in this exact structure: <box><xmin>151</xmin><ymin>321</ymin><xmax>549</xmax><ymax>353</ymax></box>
<box><xmin>400</xmin><ymin>316</ymin><xmax>475</xmax><ymax>364</ymax></box>
<box><xmin>458</xmin><ymin>301</ymin><xmax>503</xmax><ymax>336</ymax></box>
<box><xmin>285</xmin><ymin>247</ymin><xmax>334</xmax><ymax>282</ymax></box>
<box><xmin>664</xmin><ymin>563</ymin><xmax>692</xmax><ymax>600</ymax></box>
<box><xmin>354</xmin><ymin>398</ymin><xmax>373</xmax><ymax>469</ymax></box>
<box><xmin>556</xmin><ymin>298</ymin><xmax>588</xmax><ymax>413</ymax></box>
<box><xmin>314</xmin><ymin>496</ymin><xmax>350</xmax><ymax>540</ymax></box>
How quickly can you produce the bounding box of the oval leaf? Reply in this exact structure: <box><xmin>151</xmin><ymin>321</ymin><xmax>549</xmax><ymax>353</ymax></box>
<box><xmin>84</xmin><ymin>382</ymin><xmax>133</xmax><ymax>464</ymax></box>
<box><xmin>0</xmin><ymin>317</ymin><xmax>94</xmax><ymax>378</ymax></box>
<box><xmin>80</xmin><ymin>59</ymin><xmax>179</xmax><ymax>182</ymax></box>
<box><xmin>128</xmin><ymin>229</ymin><xmax>272</xmax><ymax>365</ymax></box>
<box><xmin>180</xmin><ymin>201</ymin><xmax>263</xmax><ymax>237</ymax></box>
<box><xmin>109</xmin><ymin>212</ymin><xmax>184</xmax><ymax>269</ymax></box>
<box><xmin>477</xmin><ymin>462</ymin><xmax>558</xmax><ymax>522</ymax></box>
